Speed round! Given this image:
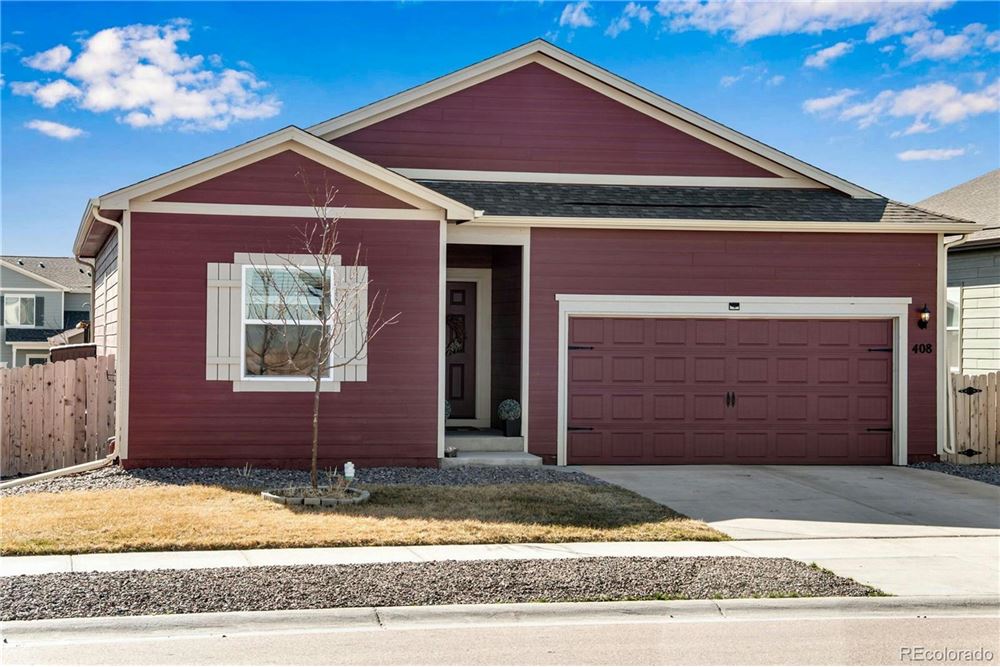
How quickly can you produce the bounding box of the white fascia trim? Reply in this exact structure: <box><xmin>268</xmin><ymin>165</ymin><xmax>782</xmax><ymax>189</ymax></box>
<box><xmin>0</xmin><ymin>260</ymin><xmax>73</xmax><ymax>291</ymax></box>
<box><xmin>445</xmin><ymin>268</ymin><xmax>492</xmax><ymax>429</ymax></box>
<box><xmin>394</xmin><ymin>169</ymin><xmax>821</xmax><ymax>189</ymax></box>
<box><xmin>554</xmin><ymin>294</ymin><xmax>911</xmax><ymax>467</ymax></box>
<box><xmin>307</xmin><ymin>40</ymin><xmax>875</xmax><ymax>198</ymax></box>
<box><xmin>96</xmin><ymin>127</ymin><xmax>475</xmax><ymax>220</ymax></box>
<box><xmin>130</xmin><ymin>201</ymin><xmax>444</xmax><ymax>220</ymax></box>
<box><xmin>9</xmin><ymin>342</ymin><xmax>53</xmax><ymax>350</ymax></box>
<box><xmin>475</xmin><ymin>216</ymin><xmax>982</xmax><ymax>234</ymax></box>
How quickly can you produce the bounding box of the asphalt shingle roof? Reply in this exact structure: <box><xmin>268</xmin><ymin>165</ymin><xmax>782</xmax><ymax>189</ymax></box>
<box><xmin>416</xmin><ymin>181</ymin><xmax>972</xmax><ymax>225</ymax></box>
<box><xmin>917</xmin><ymin>169</ymin><xmax>999</xmax><ymax>249</ymax></box>
<box><xmin>1</xmin><ymin>256</ymin><xmax>91</xmax><ymax>290</ymax></box>
<box><xmin>5</xmin><ymin>328</ymin><xmax>66</xmax><ymax>343</ymax></box>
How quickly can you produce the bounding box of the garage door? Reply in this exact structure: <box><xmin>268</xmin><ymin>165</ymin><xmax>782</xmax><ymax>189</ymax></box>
<box><xmin>567</xmin><ymin>318</ymin><xmax>894</xmax><ymax>465</ymax></box>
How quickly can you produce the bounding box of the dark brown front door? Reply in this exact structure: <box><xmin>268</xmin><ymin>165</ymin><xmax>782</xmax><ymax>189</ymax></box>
<box><xmin>567</xmin><ymin>317</ymin><xmax>894</xmax><ymax>465</ymax></box>
<box><xmin>446</xmin><ymin>282</ymin><xmax>477</xmax><ymax>419</ymax></box>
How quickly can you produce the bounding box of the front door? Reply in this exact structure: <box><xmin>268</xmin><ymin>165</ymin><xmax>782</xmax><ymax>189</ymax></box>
<box><xmin>446</xmin><ymin>281</ymin><xmax>477</xmax><ymax>419</ymax></box>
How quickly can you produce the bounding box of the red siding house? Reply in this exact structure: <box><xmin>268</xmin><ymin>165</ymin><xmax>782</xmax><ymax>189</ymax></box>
<box><xmin>73</xmin><ymin>40</ymin><xmax>980</xmax><ymax>469</ymax></box>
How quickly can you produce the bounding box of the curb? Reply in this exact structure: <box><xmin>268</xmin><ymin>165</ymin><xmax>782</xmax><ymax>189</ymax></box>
<box><xmin>4</xmin><ymin>596</ymin><xmax>998</xmax><ymax>643</ymax></box>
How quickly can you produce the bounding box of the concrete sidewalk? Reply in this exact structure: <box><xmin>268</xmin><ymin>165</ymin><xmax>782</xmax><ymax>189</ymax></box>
<box><xmin>4</xmin><ymin>535</ymin><xmax>997</xmax><ymax>597</ymax></box>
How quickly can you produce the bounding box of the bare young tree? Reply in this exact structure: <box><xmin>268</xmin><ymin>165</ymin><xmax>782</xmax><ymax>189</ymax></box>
<box><xmin>246</xmin><ymin>174</ymin><xmax>399</xmax><ymax>489</ymax></box>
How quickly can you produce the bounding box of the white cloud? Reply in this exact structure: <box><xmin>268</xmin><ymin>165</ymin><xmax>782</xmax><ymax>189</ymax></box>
<box><xmin>606</xmin><ymin>2</ymin><xmax>653</xmax><ymax>37</ymax></box>
<box><xmin>22</xmin><ymin>44</ymin><xmax>72</xmax><ymax>72</ymax></box>
<box><xmin>654</xmin><ymin>0</ymin><xmax>951</xmax><ymax>44</ymax></box>
<box><xmin>560</xmin><ymin>1</ymin><xmax>595</xmax><ymax>28</ymax></box>
<box><xmin>24</xmin><ymin>119</ymin><xmax>85</xmax><ymax>140</ymax></box>
<box><xmin>896</xmin><ymin>147</ymin><xmax>966</xmax><ymax>161</ymax></box>
<box><xmin>903</xmin><ymin>23</ymin><xmax>1000</xmax><ymax>62</ymax></box>
<box><xmin>802</xmin><ymin>88</ymin><xmax>859</xmax><ymax>114</ymax></box>
<box><xmin>719</xmin><ymin>74</ymin><xmax>741</xmax><ymax>87</ymax></box>
<box><xmin>12</xmin><ymin>19</ymin><xmax>280</xmax><ymax>131</ymax></box>
<box><xmin>804</xmin><ymin>41</ymin><xmax>854</xmax><ymax>68</ymax></box>
<box><xmin>1</xmin><ymin>42</ymin><xmax>22</xmax><ymax>53</ymax></box>
<box><xmin>836</xmin><ymin>79</ymin><xmax>1000</xmax><ymax>133</ymax></box>
<box><xmin>879</xmin><ymin>44</ymin><xmax>896</xmax><ymax>53</ymax></box>
<box><xmin>767</xmin><ymin>74</ymin><xmax>786</xmax><ymax>86</ymax></box>
<box><xmin>11</xmin><ymin>79</ymin><xmax>82</xmax><ymax>107</ymax></box>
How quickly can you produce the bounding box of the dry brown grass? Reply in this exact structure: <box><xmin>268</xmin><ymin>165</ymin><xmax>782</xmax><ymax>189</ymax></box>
<box><xmin>0</xmin><ymin>483</ymin><xmax>725</xmax><ymax>555</ymax></box>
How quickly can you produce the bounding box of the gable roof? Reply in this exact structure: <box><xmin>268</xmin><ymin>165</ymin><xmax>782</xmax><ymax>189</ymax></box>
<box><xmin>917</xmin><ymin>169</ymin><xmax>999</xmax><ymax>249</ymax></box>
<box><xmin>1</xmin><ymin>256</ymin><xmax>91</xmax><ymax>291</ymax></box>
<box><xmin>419</xmin><ymin>181</ymin><xmax>971</xmax><ymax>227</ymax></box>
<box><xmin>308</xmin><ymin>39</ymin><xmax>879</xmax><ymax>199</ymax></box>
<box><xmin>75</xmin><ymin>126</ymin><xmax>477</xmax><ymax>256</ymax></box>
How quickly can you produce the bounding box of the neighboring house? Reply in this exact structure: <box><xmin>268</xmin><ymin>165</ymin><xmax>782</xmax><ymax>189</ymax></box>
<box><xmin>72</xmin><ymin>40</ymin><xmax>980</xmax><ymax>470</ymax></box>
<box><xmin>917</xmin><ymin>169</ymin><xmax>999</xmax><ymax>374</ymax></box>
<box><xmin>0</xmin><ymin>256</ymin><xmax>91</xmax><ymax>368</ymax></box>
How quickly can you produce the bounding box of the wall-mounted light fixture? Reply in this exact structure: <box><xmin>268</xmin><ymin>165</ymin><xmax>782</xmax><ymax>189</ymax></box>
<box><xmin>917</xmin><ymin>304</ymin><xmax>931</xmax><ymax>329</ymax></box>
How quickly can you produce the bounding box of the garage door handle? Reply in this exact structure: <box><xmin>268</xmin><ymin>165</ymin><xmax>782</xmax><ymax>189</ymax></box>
<box><xmin>568</xmin><ymin>426</ymin><xmax>594</xmax><ymax>431</ymax></box>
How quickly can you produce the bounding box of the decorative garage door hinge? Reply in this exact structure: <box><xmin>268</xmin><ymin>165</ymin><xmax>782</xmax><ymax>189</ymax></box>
<box><xmin>958</xmin><ymin>386</ymin><xmax>983</xmax><ymax>395</ymax></box>
<box><xmin>568</xmin><ymin>345</ymin><xmax>594</xmax><ymax>350</ymax></box>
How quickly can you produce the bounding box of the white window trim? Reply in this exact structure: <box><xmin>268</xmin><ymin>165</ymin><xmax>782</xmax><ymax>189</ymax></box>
<box><xmin>4</xmin><ymin>294</ymin><xmax>38</xmax><ymax>328</ymax></box>
<box><xmin>239</xmin><ymin>264</ymin><xmax>337</xmax><ymax>384</ymax></box>
<box><xmin>445</xmin><ymin>268</ymin><xmax>492</xmax><ymax>428</ymax></box>
<box><xmin>554</xmin><ymin>294</ymin><xmax>912</xmax><ymax>467</ymax></box>
<box><xmin>23</xmin><ymin>352</ymin><xmax>49</xmax><ymax>366</ymax></box>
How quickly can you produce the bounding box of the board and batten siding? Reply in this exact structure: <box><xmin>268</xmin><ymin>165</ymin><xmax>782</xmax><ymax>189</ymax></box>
<box><xmin>949</xmin><ymin>247</ymin><xmax>1000</xmax><ymax>372</ymax></box>
<box><xmin>527</xmin><ymin>229</ymin><xmax>941</xmax><ymax>464</ymax></box>
<box><xmin>92</xmin><ymin>231</ymin><xmax>119</xmax><ymax>357</ymax></box>
<box><xmin>125</xmin><ymin>212</ymin><xmax>440</xmax><ymax>469</ymax></box>
<box><xmin>332</xmin><ymin>63</ymin><xmax>776</xmax><ymax>177</ymax></box>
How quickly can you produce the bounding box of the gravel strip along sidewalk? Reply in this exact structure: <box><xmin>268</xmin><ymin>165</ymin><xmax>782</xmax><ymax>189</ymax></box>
<box><xmin>0</xmin><ymin>464</ymin><xmax>607</xmax><ymax>496</ymax></box>
<box><xmin>0</xmin><ymin>557</ymin><xmax>878</xmax><ymax>621</ymax></box>
<box><xmin>909</xmin><ymin>462</ymin><xmax>1000</xmax><ymax>487</ymax></box>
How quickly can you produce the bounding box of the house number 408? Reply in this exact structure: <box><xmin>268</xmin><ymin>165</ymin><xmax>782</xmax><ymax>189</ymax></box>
<box><xmin>912</xmin><ymin>343</ymin><xmax>933</xmax><ymax>354</ymax></box>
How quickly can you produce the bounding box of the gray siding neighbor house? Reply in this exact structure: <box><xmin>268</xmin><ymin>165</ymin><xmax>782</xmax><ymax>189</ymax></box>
<box><xmin>918</xmin><ymin>169</ymin><xmax>1000</xmax><ymax>373</ymax></box>
<box><xmin>0</xmin><ymin>256</ymin><xmax>92</xmax><ymax>367</ymax></box>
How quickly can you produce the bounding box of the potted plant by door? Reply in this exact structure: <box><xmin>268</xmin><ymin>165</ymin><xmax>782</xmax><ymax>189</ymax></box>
<box><xmin>497</xmin><ymin>399</ymin><xmax>521</xmax><ymax>437</ymax></box>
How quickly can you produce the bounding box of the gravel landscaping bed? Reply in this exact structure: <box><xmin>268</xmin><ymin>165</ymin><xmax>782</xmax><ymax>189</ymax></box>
<box><xmin>0</xmin><ymin>557</ymin><xmax>878</xmax><ymax>621</ymax></box>
<box><xmin>0</xmin><ymin>464</ymin><xmax>607</xmax><ymax>497</ymax></box>
<box><xmin>909</xmin><ymin>462</ymin><xmax>1000</xmax><ymax>487</ymax></box>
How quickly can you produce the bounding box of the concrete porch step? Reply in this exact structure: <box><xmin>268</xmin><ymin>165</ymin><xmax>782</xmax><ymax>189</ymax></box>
<box><xmin>439</xmin><ymin>451</ymin><xmax>543</xmax><ymax>468</ymax></box>
<box><xmin>445</xmin><ymin>431</ymin><xmax>523</xmax><ymax>452</ymax></box>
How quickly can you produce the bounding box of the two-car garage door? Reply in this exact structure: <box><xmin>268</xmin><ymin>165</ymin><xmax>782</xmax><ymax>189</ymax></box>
<box><xmin>567</xmin><ymin>317</ymin><xmax>894</xmax><ymax>465</ymax></box>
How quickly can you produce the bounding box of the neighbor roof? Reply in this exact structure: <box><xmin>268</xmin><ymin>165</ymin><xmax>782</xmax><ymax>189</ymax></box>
<box><xmin>1</xmin><ymin>256</ymin><xmax>91</xmax><ymax>290</ymax></box>
<box><xmin>418</xmin><ymin>181</ymin><xmax>974</xmax><ymax>226</ymax></box>
<box><xmin>917</xmin><ymin>169</ymin><xmax>999</xmax><ymax>249</ymax></box>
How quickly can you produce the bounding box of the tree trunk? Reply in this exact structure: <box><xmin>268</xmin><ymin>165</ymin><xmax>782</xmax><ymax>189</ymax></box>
<box><xmin>311</xmin><ymin>371</ymin><xmax>321</xmax><ymax>489</ymax></box>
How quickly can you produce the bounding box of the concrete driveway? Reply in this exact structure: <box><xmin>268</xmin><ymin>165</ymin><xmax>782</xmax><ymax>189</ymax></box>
<box><xmin>577</xmin><ymin>465</ymin><xmax>1000</xmax><ymax>596</ymax></box>
<box><xmin>577</xmin><ymin>465</ymin><xmax>1000</xmax><ymax>540</ymax></box>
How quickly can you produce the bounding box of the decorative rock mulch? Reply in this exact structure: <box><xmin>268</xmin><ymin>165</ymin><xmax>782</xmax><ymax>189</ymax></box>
<box><xmin>909</xmin><ymin>462</ymin><xmax>1000</xmax><ymax>487</ymax></box>
<box><xmin>0</xmin><ymin>556</ymin><xmax>880</xmax><ymax>621</ymax></box>
<box><xmin>0</xmin><ymin>464</ymin><xmax>608</xmax><ymax>497</ymax></box>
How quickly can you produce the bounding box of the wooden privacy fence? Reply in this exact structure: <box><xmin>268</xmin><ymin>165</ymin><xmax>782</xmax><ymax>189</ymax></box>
<box><xmin>0</xmin><ymin>356</ymin><xmax>115</xmax><ymax>477</ymax></box>
<box><xmin>946</xmin><ymin>371</ymin><xmax>999</xmax><ymax>464</ymax></box>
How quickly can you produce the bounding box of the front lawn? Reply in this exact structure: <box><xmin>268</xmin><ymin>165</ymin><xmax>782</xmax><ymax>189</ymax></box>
<box><xmin>0</xmin><ymin>482</ymin><xmax>725</xmax><ymax>555</ymax></box>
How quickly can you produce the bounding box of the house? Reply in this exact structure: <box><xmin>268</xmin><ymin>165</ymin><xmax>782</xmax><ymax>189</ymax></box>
<box><xmin>916</xmin><ymin>169</ymin><xmax>999</xmax><ymax>374</ymax></box>
<box><xmin>72</xmin><ymin>40</ymin><xmax>980</xmax><ymax>470</ymax></box>
<box><xmin>1</xmin><ymin>256</ymin><xmax>91</xmax><ymax>367</ymax></box>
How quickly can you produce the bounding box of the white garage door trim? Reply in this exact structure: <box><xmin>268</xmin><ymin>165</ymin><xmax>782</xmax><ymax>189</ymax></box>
<box><xmin>555</xmin><ymin>295</ymin><xmax>913</xmax><ymax>466</ymax></box>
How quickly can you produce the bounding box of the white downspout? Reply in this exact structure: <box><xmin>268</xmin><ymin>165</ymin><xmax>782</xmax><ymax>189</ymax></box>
<box><xmin>941</xmin><ymin>233</ymin><xmax>967</xmax><ymax>456</ymax></box>
<box><xmin>90</xmin><ymin>203</ymin><xmax>127</xmax><ymax>460</ymax></box>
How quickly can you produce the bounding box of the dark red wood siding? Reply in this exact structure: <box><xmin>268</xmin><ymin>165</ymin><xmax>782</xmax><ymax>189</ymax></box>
<box><xmin>126</xmin><ymin>212</ymin><xmax>439</xmax><ymax>468</ymax></box>
<box><xmin>158</xmin><ymin>150</ymin><xmax>415</xmax><ymax>208</ymax></box>
<box><xmin>333</xmin><ymin>63</ymin><xmax>775</xmax><ymax>177</ymax></box>
<box><xmin>528</xmin><ymin>229</ymin><xmax>939</xmax><ymax>464</ymax></box>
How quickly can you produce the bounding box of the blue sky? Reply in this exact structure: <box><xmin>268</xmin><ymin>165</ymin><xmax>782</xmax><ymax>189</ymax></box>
<box><xmin>2</xmin><ymin>1</ymin><xmax>998</xmax><ymax>256</ymax></box>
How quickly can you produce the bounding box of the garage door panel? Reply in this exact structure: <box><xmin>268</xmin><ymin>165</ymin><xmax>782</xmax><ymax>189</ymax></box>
<box><xmin>567</xmin><ymin>317</ymin><xmax>893</xmax><ymax>465</ymax></box>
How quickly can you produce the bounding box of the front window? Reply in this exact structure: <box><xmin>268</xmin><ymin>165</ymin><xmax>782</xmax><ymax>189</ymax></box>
<box><xmin>4</xmin><ymin>296</ymin><xmax>36</xmax><ymax>327</ymax></box>
<box><xmin>946</xmin><ymin>286</ymin><xmax>961</xmax><ymax>373</ymax></box>
<box><xmin>242</xmin><ymin>266</ymin><xmax>334</xmax><ymax>379</ymax></box>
